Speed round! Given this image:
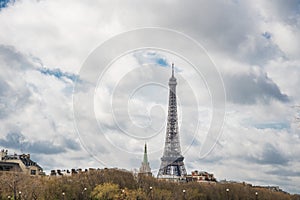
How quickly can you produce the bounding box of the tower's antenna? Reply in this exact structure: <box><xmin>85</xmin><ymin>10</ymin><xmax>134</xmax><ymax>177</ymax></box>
<box><xmin>172</xmin><ymin>63</ymin><xmax>174</xmax><ymax>77</ymax></box>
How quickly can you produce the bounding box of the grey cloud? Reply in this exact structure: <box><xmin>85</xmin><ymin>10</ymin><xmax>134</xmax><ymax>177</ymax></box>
<box><xmin>224</xmin><ymin>70</ymin><xmax>289</xmax><ymax>104</ymax></box>
<box><xmin>265</xmin><ymin>0</ymin><xmax>300</xmax><ymax>25</ymax></box>
<box><xmin>0</xmin><ymin>131</ymin><xmax>81</xmax><ymax>154</ymax></box>
<box><xmin>24</xmin><ymin>140</ymin><xmax>66</xmax><ymax>155</ymax></box>
<box><xmin>0</xmin><ymin>44</ymin><xmax>80</xmax><ymax>127</ymax></box>
<box><xmin>238</xmin><ymin>35</ymin><xmax>285</xmax><ymax>65</ymax></box>
<box><xmin>0</xmin><ymin>131</ymin><xmax>65</xmax><ymax>154</ymax></box>
<box><xmin>0</xmin><ymin>45</ymin><xmax>33</xmax><ymax>70</ymax></box>
<box><xmin>251</xmin><ymin>143</ymin><xmax>289</xmax><ymax>165</ymax></box>
<box><xmin>0</xmin><ymin>45</ymin><xmax>78</xmax><ymax>83</ymax></box>
<box><xmin>0</xmin><ymin>45</ymin><xmax>34</xmax><ymax>118</ymax></box>
<box><xmin>62</xmin><ymin>137</ymin><xmax>81</xmax><ymax>151</ymax></box>
<box><xmin>153</xmin><ymin>1</ymin><xmax>258</xmax><ymax>59</ymax></box>
<box><xmin>267</xmin><ymin>168</ymin><xmax>300</xmax><ymax>177</ymax></box>
<box><xmin>107</xmin><ymin>0</ymin><xmax>292</xmax><ymax>68</ymax></box>
<box><xmin>128</xmin><ymin>0</ymin><xmax>294</xmax><ymax>65</ymax></box>
<box><xmin>103</xmin><ymin>0</ymin><xmax>256</xmax><ymax>59</ymax></box>
<box><xmin>0</xmin><ymin>75</ymin><xmax>31</xmax><ymax>119</ymax></box>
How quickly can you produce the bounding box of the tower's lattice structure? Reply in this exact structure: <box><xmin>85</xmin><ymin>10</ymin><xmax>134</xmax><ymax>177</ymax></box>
<box><xmin>157</xmin><ymin>64</ymin><xmax>187</xmax><ymax>180</ymax></box>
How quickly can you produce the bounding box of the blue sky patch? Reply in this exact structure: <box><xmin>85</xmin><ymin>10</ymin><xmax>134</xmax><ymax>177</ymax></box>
<box><xmin>156</xmin><ymin>58</ymin><xmax>168</xmax><ymax>67</ymax></box>
<box><xmin>37</xmin><ymin>67</ymin><xmax>78</xmax><ymax>82</ymax></box>
<box><xmin>0</xmin><ymin>0</ymin><xmax>13</xmax><ymax>9</ymax></box>
<box><xmin>134</xmin><ymin>51</ymin><xmax>170</xmax><ymax>68</ymax></box>
<box><xmin>253</xmin><ymin>122</ymin><xmax>290</xmax><ymax>130</ymax></box>
<box><xmin>262</xmin><ymin>31</ymin><xmax>272</xmax><ymax>39</ymax></box>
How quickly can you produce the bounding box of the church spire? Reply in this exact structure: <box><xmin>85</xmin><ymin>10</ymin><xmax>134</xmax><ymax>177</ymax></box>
<box><xmin>139</xmin><ymin>143</ymin><xmax>152</xmax><ymax>176</ymax></box>
<box><xmin>143</xmin><ymin>143</ymin><xmax>148</xmax><ymax>164</ymax></box>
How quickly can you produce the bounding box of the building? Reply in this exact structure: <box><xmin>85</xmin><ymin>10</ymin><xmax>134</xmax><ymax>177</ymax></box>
<box><xmin>0</xmin><ymin>149</ymin><xmax>44</xmax><ymax>176</ymax></box>
<box><xmin>253</xmin><ymin>185</ymin><xmax>284</xmax><ymax>193</ymax></box>
<box><xmin>186</xmin><ymin>170</ymin><xmax>216</xmax><ymax>183</ymax></box>
<box><xmin>50</xmin><ymin>168</ymin><xmax>90</xmax><ymax>176</ymax></box>
<box><xmin>139</xmin><ymin>143</ymin><xmax>152</xmax><ymax>176</ymax></box>
<box><xmin>157</xmin><ymin>64</ymin><xmax>187</xmax><ymax>181</ymax></box>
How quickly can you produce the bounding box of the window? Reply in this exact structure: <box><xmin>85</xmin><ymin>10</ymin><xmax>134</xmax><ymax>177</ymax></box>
<box><xmin>31</xmin><ymin>169</ymin><xmax>36</xmax><ymax>175</ymax></box>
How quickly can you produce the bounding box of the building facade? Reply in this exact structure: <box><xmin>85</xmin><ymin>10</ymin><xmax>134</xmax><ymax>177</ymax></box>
<box><xmin>0</xmin><ymin>149</ymin><xmax>44</xmax><ymax>176</ymax></box>
<box><xmin>186</xmin><ymin>170</ymin><xmax>216</xmax><ymax>183</ymax></box>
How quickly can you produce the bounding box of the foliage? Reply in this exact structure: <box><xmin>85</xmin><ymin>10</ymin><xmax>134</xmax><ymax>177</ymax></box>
<box><xmin>124</xmin><ymin>188</ymin><xmax>147</xmax><ymax>200</ymax></box>
<box><xmin>91</xmin><ymin>183</ymin><xmax>120</xmax><ymax>200</ymax></box>
<box><xmin>0</xmin><ymin>169</ymin><xmax>299</xmax><ymax>200</ymax></box>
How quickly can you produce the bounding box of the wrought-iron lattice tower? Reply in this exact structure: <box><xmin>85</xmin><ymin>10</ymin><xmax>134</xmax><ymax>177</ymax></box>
<box><xmin>157</xmin><ymin>63</ymin><xmax>187</xmax><ymax>179</ymax></box>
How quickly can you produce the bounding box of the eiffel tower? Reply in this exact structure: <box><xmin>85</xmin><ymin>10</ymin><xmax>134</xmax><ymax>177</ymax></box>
<box><xmin>157</xmin><ymin>63</ymin><xmax>187</xmax><ymax>180</ymax></box>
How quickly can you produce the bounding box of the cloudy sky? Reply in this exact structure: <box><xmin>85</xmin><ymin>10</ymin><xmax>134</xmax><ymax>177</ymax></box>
<box><xmin>1</xmin><ymin>0</ymin><xmax>300</xmax><ymax>194</ymax></box>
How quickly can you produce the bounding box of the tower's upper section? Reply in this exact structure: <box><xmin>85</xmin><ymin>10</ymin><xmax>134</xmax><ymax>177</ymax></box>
<box><xmin>169</xmin><ymin>63</ymin><xmax>177</xmax><ymax>86</ymax></box>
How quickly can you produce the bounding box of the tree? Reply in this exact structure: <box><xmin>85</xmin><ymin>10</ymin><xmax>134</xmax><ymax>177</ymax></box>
<box><xmin>90</xmin><ymin>183</ymin><xmax>121</xmax><ymax>200</ymax></box>
<box><xmin>123</xmin><ymin>188</ymin><xmax>147</xmax><ymax>200</ymax></box>
<box><xmin>0</xmin><ymin>172</ymin><xmax>23</xmax><ymax>200</ymax></box>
